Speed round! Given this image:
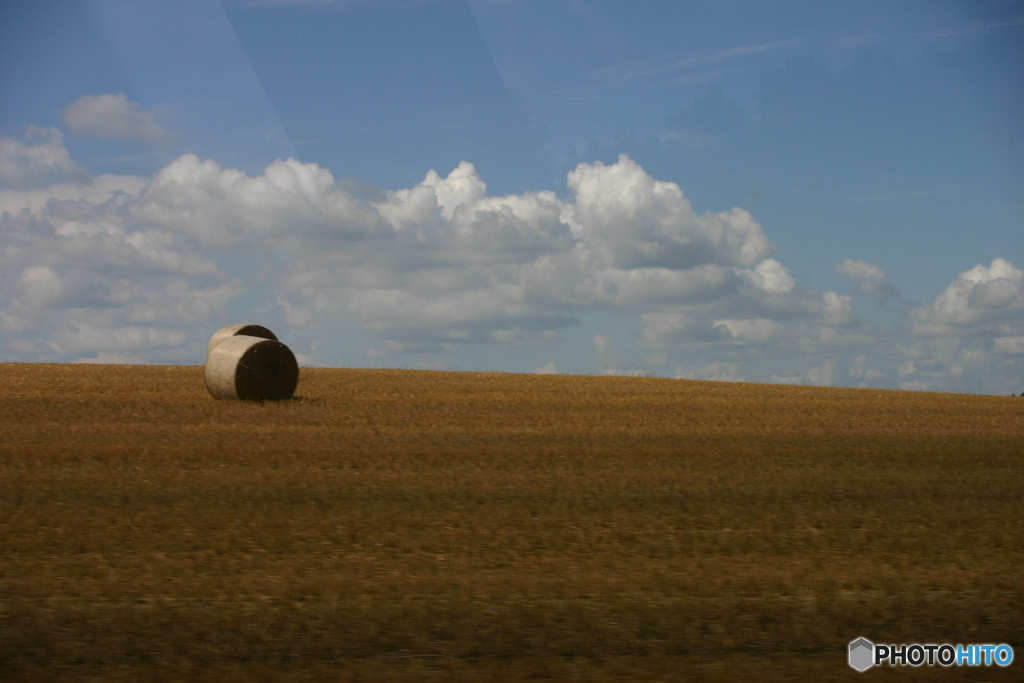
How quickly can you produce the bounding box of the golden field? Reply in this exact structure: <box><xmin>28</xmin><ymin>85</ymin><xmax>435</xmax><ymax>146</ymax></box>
<box><xmin>0</xmin><ymin>363</ymin><xmax>1021</xmax><ymax>682</ymax></box>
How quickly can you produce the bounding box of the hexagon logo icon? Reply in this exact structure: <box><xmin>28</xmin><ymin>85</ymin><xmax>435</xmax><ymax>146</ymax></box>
<box><xmin>849</xmin><ymin>637</ymin><xmax>874</xmax><ymax>672</ymax></box>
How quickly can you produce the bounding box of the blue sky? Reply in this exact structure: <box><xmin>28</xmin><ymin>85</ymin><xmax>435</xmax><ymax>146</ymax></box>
<box><xmin>1</xmin><ymin>0</ymin><xmax>1022</xmax><ymax>393</ymax></box>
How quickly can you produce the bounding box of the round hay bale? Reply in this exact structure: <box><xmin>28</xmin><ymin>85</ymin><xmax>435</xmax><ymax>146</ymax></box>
<box><xmin>205</xmin><ymin>335</ymin><xmax>299</xmax><ymax>401</ymax></box>
<box><xmin>206</xmin><ymin>324</ymin><xmax>278</xmax><ymax>361</ymax></box>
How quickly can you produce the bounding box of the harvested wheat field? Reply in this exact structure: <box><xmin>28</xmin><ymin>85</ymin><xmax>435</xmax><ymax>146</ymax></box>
<box><xmin>0</xmin><ymin>363</ymin><xmax>1021</xmax><ymax>682</ymax></box>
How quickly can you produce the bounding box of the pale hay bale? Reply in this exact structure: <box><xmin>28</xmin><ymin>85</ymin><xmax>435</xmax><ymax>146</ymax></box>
<box><xmin>205</xmin><ymin>335</ymin><xmax>299</xmax><ymax>401</ymax></box>
<box><xmin>206</xmin><ymin>324</ymin><xmax>278</xmax><ymax>361</ymax></box>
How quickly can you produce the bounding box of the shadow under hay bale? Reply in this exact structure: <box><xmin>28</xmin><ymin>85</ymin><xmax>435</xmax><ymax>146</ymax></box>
<box><xmin>205</xmin><ymin>335</ymin><xmax>299</xmax><ymax>401</ymax></box>
<box><xmin>206</xmin><ymin>324</ymin><xmax>278</xmax><ymax>361</ymax></box>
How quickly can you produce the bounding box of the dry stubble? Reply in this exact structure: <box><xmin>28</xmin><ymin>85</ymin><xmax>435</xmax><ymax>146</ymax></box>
<box><xmin>0</xmin><ymin>363</ymin><xmax>1021</xmax><ymax>681</ymax></box>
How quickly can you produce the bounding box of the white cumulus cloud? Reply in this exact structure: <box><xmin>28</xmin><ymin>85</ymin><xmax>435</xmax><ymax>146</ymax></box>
<box><xmin>674</xmin><ymin>361</ymin><xmax>746</xmax><ymax>382</ymax></box>
<box><xmin>565</xmin><ymin>154</ymin><xmax>774</xmax><ymax>270</ymax></box>
<box><xmin>0</xmin><ymin>185</ymin><xmax>241</xmax><ymax>363</ymax></box>
<box><xmin>912</xmin><ymin>258</ymin><xmax>1024</xmax><ymax>336</ymax></box>
<box><xmin>836</xmin><ymin>258</ymin><xmax>900</xmax><ymax>301</ymax></box>
<box><xmin>534</xmin><ymin>361</ymin><xmax>558</xmax><ymax>374</ymax></box>
<box><xmin>63</xmin><ymin>93</ymin><xmax>171</xmax><ymax>143</ymax></box>
<box><xmin>0</xmin><ymin>127</ymin><xmax>89</xmax><ymax>188</ymax></box>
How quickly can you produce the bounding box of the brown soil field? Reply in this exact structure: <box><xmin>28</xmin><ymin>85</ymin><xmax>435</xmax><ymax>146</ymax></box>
<box><xmin>1</xmin><ymin>363</ymin><xmax>1021</xmax><ymax>682</ymax></box>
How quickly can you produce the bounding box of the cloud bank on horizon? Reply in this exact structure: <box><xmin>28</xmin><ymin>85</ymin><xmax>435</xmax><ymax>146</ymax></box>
<box><xmin>1</xmin><ymin>118</ymin><xmax>1021</xmax><ymax>394</ymax></box>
